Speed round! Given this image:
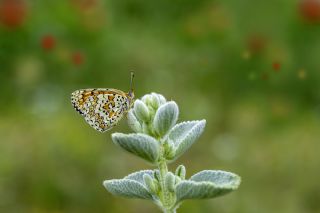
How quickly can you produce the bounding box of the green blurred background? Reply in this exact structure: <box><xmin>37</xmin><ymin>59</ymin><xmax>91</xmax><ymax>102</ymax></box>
<box><xmin>1</xmin><ymin>0</ymin><xmax>320</xmax><ymax>212</ymax></box>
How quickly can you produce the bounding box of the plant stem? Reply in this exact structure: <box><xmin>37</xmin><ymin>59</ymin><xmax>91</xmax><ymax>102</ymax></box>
<box><xmin>157</xmin><ymin>145</ymin><xmax>175</xmax><ymax>213</ymax></box>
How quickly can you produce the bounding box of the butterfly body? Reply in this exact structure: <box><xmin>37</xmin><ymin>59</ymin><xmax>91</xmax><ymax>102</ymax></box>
<box><xmin>71</xmin><ymin>73</ymin><xmax>135</xmax><ymax>132</ymax></box>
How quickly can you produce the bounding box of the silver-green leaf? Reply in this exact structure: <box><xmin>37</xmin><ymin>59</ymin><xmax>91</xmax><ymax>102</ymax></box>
<box><xmin>112</xmin><ymin>133</ymin><xmax>160</xmax><ymax>163</ymax></box>
<box><xmin>164</xmin><ymin>172</ymin><xmax>176</xmax><ymax>192</ymax></box>
<box><xmin>125</xmin><ymin>170</ymin><xmax>155</xmax><ymax>183</ymax></box>
<box><xmin>156</xmin><ymin>93</ymin><xmax>166</xmax><ymax>105</ymax></box>
<box><xmin>153</xmin><ymin>101</ymin><xmax>179</xmax><ymax>137</ymax></box>
<box><xmin>168</xmin><ymin>120</ymin><xmax>206</xmax><ymax>160</ymax></box>
<box><xmin>134</xmin><ymin>100</ymin><xmax>150</xmax><ymax>122</ymax></box>
<box><xmin>176</xmin><ymin>170</ymin><xmax>241</xmax><ymax>203</ymax></box>
<box><xmin>143</xmin><ymin>174</ymin><xmax>158</xmax><ymax>194</ymax></box>
<box><xmin>189</xmin><ymin>170</ymin><xmax>240</xmax><ymax>185</ymax></box>
<box><xmin>103</xmin><ymin>170</ymin><xmax>154</xmax><ymax>200</ymax></box>
<box><xmin>175</xmin><ymin>165</ymin><xmax>186</xmax><ymax>180</ymax></box>
<box><xmin>127</xmin><ymin>110</ymin><xmax>142</xmax><ymax>133</ymax></box>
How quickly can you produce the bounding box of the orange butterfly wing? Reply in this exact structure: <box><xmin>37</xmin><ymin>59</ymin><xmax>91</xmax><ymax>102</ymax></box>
<box><xmin>71</xmin><ymin>88</ymin><xmax>133</xmax><ymax>132</ymax></box>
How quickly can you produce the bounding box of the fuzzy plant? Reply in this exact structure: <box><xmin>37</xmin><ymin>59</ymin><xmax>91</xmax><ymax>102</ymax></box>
<box><xmin>103</xmin><ymin>93</ymin><xmax>241</xmax><ymax>213</ymax></box>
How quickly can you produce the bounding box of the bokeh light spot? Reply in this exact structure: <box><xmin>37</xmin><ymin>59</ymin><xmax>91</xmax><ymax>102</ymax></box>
<box><xmin>298</xmin><ymin>69</ymin><xmax>307</xmax><ymax>79</ymax></box>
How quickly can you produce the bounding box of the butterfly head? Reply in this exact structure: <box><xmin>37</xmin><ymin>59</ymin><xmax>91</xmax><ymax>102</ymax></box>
<box><xmin>127</xmin><ymin>91</ymin><xmax>134</xmax><ymax>109</ymax></box>
<box><xmin>127</xmin><ymin>71</ymin><xmax>135</xmax><ymax>108</ymax></box>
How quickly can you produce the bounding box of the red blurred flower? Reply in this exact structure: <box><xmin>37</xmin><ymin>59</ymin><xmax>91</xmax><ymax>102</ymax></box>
<box><xmin>41</xmin><ymin>35</ymin><xmax>56</xmax><ymax>51</ymax></box>
<box><xmin>273</xmin><ymin>62</ymin><xmax>281</xmax><ymax>72</ymax></box>
<box><xmin>246</xmin><ymin>34</ymin><xmax>268</xmax><ymax>54</ymax></box>
<box><xmin>0</xmin><ymin>0</ymin><xmax>27</xmax><ymax>28</ymax></box>
<box><xmin>71</xmin><ymin>51</ymin><xmax>85</xmax><ymax>66</ymax></box>
<box><xmin>299</xmin><ymin>0</ymin><xmax>320</xmax><ymax>23</ymax></box>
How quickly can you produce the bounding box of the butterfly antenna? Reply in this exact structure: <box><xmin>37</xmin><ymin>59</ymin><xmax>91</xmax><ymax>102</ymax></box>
<box><xmin>129</xmin><ymin>71</ymin><xmax>135</xmax><ymax>97</ymax></box>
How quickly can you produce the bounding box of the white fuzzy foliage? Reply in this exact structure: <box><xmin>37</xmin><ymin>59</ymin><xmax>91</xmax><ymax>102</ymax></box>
<box><xmin>176</xmin><ymin>170</ymin><xmax>241</xmax><ymax>202</ymax></box>
<box><xmin>112</xmin><ymin>133</ymin><xmax>160</xmax><ymax>163</ymax></box>
<box><xmin>153</xmin><ymin>101</ymin><xmax>179</xmax><ymax>137</ymax></box>
<box><xmin>103</xmin><ymin>93</ymin><xmax>240</xmax><ymax>212</ymax></box>
<box><xmin>103</xmin><ymin>170</ymin><xmax>155</xmax><ymax>200</ymax></box>
<box><xmin>168</xmin><ymin>120</ymin><xmax>206</xmax><ymax>160</ymax></box>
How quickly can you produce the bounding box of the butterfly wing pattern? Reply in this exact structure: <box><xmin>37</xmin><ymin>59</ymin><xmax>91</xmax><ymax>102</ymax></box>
<box><xmin>71</xmin><ymin>88</ymin><xmax>134</xmax><ymax>132</ymax></box>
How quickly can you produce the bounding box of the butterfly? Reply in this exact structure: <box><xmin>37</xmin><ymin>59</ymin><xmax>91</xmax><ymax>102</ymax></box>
<box><xmin>71</xmin><ymin>72</ymin><xmax>135</xmax><ymax>132</ymax></box>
